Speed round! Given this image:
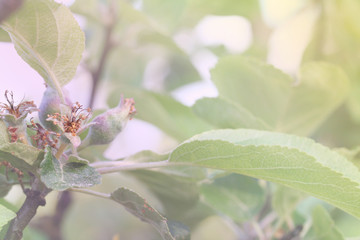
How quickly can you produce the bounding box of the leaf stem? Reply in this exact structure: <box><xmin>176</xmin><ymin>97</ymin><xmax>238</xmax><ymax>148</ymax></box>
<box><xmin>55</xmin><ymin>142</ymin><xmax>67</xmax><ymax>159</ymax></box>
<box><xmin>69</xmin><ymin>188</ymin><xmax>111</xmax><ymax>199</ymax></box>
<box><xmin>91</xmin><ymin>160</ymin><xmax>171</xmax><ymax>174</ymax></box>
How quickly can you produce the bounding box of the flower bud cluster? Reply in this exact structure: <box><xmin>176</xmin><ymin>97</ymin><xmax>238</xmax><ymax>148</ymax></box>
<box><xmin>0</xmin><ymin>89</ymin><xmax>135</xmax><ymax>154</ymax></box>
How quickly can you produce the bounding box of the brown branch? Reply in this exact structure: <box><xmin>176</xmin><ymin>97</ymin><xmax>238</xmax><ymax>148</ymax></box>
<box><xmin>0</xmin><ymin>0</ymin><xmax>24</xmax><ymax>23</ymax></box>
<box><xmin>88</xmin><ymin>4</ymin><xmax>117</xmax><ymax>108</ymax></box>
<box><xmin>5</xmin><ymin>178</ymin><xmax>50</xmax><ymax>240</ymax></box>
<box><xmin>31</xmin><ymin>191</ymin><xmax>72</xmax><ymax>240</ymax></box>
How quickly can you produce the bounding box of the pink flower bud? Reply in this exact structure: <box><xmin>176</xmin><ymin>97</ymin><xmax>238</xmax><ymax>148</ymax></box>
<box><xmin>85</xmin><ymin>97</ymin><xmax>136</xmax><ymax>146</ymax></box>
<box><xmin>38</xmin><ymin>87</ymin><xmax>72</xmax><ymax>131</ymax></box>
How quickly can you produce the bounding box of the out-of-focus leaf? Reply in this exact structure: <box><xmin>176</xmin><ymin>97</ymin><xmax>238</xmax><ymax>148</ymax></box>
<box><xmin>105</xmin><ymin>47</ymin><xmax>147</xmax><ymax>88</ymax></box>
<box><xmin>193</xmin><ymin>97</ymin><xmax>270</xmax><ymax>130</ymax></box>
<box><xmin>0</xmin><ymin>143</ymin><xmax>44</xmax><ymax>173</ymax></box>
<box><xmin>118</xmin><ymin>150</ymin><xmax>206</xmax><ymax>223</ymax></box>
<box><xmin>1</xmin><ymin>0</ymin><xmax>85</xmax><ymax>99</ymax></box>
<box><xmin>311</xmin><ymin>106</ymin><xmax>360</xmax><ymax>148</ymax></box>
<box><xmin>111</xmin><ymin>187</ymin><xmax>182</xmax><ymax>240</ymax></box>
<box><xmin>40</xmin><ymin>149</ymin><xmax>101</xmax><ymax>191</ymax></box>
<box><xmin>0</xmin><ymin>204</ymin><xmax>16</xmax><ymax>231</ymax></box>
<box><xmin>304</xmin><ymin>205</ymin><xmax>345</xmax><ymax>240</ymax></box>
<box><xmin>114</xmin><ymin>2</ymin><xmax>201</xmax><ymax>91</ymax></box>
<box><xmin>23</xmin><ymin>227</ymin><xmax>48</xmax><ymax>240</ymax></box>
<box><xmin>108</xmin><ymin>86</ymin><xmax>212</xmax><ymax>141</ymax></box>
<box><xmin>331</xmin><ymin>208</ymin><xmax>360</xmax><ymax>238</ymax></box>
<box><xmin>272</xmin><ymin>185</ymin><xmax>307</xmax><ymax>219</ymax></box>
<box><xmin>304</xmin><ymin>0</ymin><xmax>360</xmax><ymax>122</ymax></box>
<box><xmin>122</xmin><ymin>150</ymin><xmax>169</xmax><ymax>163</ymax></box>
<box><xmin>182</xmin><ymin>0</ymin><xmax>260</xmax><ymax>27</ymax></box>
<box><xmin>142</xmin><ymin>0</ymin><xmax>186</xmax><ymax>32</ymax></box>
<box><xmin>0</xmin><ymin>174</ymin><xmax>11</xmax><ymax>198</ymax></box>
<box><xmin>168</xmin><ymin>129</ymin><xmax>360</xmax><ymax>219</ymax></box>
<box><xmin>208</xmin><ymin>56</ymin><xmax>349</xmax><ymax>135</ymax></box>
<box><xmin>129</xmin><ymin>168</ymin><xmax>200</xmax><ymax>220</ymax></box>
<box><xmin>200</xmin><ymin>174</ymin><xmax>265</xmax><ymax>223</ymax></box>
<box><xmin>70</xmin><ymin>0</ymin><xmax>100</xmax><ymax>22</ymax></box>
<box><xmin>73</xmin><ymin>0</ymin><xmax>200</xmax><ymax>91</ymax></box>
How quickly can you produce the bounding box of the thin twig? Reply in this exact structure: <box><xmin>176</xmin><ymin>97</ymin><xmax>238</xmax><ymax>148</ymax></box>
<box><xmin>69</xmin><ymin>188</ymin><xmax>111</xmax><ymax>199</ymax></box>
<box><xmin>259</xmin><ymin>211</ymin><xmax>277</xmax><ymax>229</ymax></box>
<box><xmin>251</xmin><ymin>220</ymin><xmax>266</xmax><ymax>240</ymax></box>
<box><xmin>256</xmin><ymin>181</ymin><xmax>272</xmax><ymax>221</ymax></box>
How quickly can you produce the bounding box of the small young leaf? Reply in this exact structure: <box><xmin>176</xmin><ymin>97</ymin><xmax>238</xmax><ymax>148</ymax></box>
<box><xmin>0</xmin><ymin>120</ymin><xmax>9</xmax><ymax>145</ymax></box>
<box><xmin>0</xmin><ymin>204</ymin><xmax>16</xmax><ymax>231</ymax></box>
<box><xmin>40</xmin><ymin>149</ymin><xmax>101</xmax><ymax>191</ymax></box>
<box><xmin>1</xmin><ymin>0</ymin><xmax>85</xmax><ymax>99</ymax></box>
<box><xmin>111</xmin><ymin>187</ymin><xmax>179</xmax><ymax>240</ymax></box>
<box><xmin>0</xmin><ymin>143</ymin><xmax>44</xmax><ymax>173</ymax></box>
<box><xmin>108</xmin><ymin>87</ymin><xmax>212</xmax><ymax>141</ymax></box>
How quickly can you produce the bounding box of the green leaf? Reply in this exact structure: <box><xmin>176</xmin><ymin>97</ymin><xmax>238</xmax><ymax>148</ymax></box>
<box><xmin>169</xmin><ymin>129</ymin><xmax>360</xmax><ymax>219</ymax></box>
<box><xmin>0</xmin><ymin>121</ymin><xmax>9</xmax><ymax>145</ymax></box>
<box><xmin>200</xmin><ymin>174</ymin><xmax>265</xmax><ymax>223</ymax></box>
<box><xmin>1</xmin><ymin>0</ymin><xmax>85</xmax><ymax>99</ymax></box>
<box><xmin>108</xmin><ymin>87</ymin><xmax>212</xmax><ymax>141</ymax></box>
<box><xmin>0</xmin><ymin>204</ymin><xmax>16</xmax><ymax>231</ymax></box>
<box><xmin>0</xmin><ymin>143</ymin><xmax>44</xmax><ymax>173</ymax></box>
<box><xmin>40</xmin><ymin>149</ymin><xmax>101</xmax><ymax>191</ymax></box>
<box><xmin>304</xmin><ymin>205</ymin><xmax>345</xmax><ymax>240</ymax></box>
<box><xmin>111</xmin><ymin>187</ymin><xmax>178</xmax><ymax>240</ymax></box>
<box><xmin>210</xmin><ymin>56</ymin><xmax>349</xmax><ymax>135</ymax></box>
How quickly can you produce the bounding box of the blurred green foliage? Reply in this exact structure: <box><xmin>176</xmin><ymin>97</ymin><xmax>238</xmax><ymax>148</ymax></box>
<box><xmin>2</xmin><ymin>0</ymin><xmax>360</xmax><ymax>239</ymax></box>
